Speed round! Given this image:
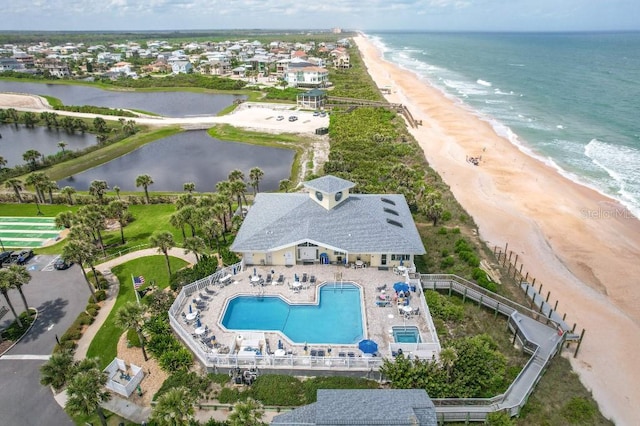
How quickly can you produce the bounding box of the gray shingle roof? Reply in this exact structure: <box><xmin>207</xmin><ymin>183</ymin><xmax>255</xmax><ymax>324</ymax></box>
<box><xmin>230</xmin><ymin>192</ymin><xmax>425</xmax><ymax>254</ymax></box>
<box><xmin>272</xmin><ymin>389</ymin><xmax>437</xmax><ymax>425</ymax></box>
<box><xmin>303</xmin><ymin>175</ymin><xmax>355</xmax><ymax>194</ymax></box>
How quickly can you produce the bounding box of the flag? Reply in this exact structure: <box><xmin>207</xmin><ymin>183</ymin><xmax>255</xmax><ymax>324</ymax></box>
<box><xmin>133</xmin><ymin>275</ymin><xmax>145</xmax><ymax>289</ymax></box>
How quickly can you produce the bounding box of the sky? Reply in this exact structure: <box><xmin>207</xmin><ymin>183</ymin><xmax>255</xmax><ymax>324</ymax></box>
<box><xmin>3</xmin><ymin>0</ymin><xmax>639</xmax><ymax>32</ymax></box>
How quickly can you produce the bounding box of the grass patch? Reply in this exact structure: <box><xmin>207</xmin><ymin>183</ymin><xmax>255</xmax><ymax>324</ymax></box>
<box><xmin>85</xmin><ymin>255</ymin><xmax>187</xmax><ymax>368</ymax></box>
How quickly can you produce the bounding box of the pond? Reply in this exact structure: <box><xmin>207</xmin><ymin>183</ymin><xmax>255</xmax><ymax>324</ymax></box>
<box><xmin>0</xmin><ymin>124</ymin><xmax>97</xmax><ymax>167</ymax></box>
<box><xmin>57</xmin><ymin>131</ymin><xmax>294</xmax><ymax>192</ymax></box>
<box><xmin>0</xmin><ymin>81</ymin><xmax>245</xmax><ymax>117</ymax></box>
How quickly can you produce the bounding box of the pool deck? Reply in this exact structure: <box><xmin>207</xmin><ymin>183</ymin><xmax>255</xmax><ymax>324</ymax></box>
<box><xmin>176</xmin><ymin>263</ymin><xmax>439</xmax><ymax>363</ymax></box>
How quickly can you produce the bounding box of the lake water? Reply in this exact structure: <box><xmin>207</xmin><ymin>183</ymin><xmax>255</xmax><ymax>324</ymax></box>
<box><xmin>57</xmin><ymin>131</ymin><xmax>294</xmax><ymax>192</ymax></box>
<box><xmin>1</xmin><ymin>82</ymin><xmax>293</xmax><ymax>190</ymax></box>
<box><xmin>0</xmin><ymin>124</ymin><xmax>97</xmax><ymax>167</ymax></box>
<box><xmin>0</xmin><ymin>81</ymin><xmax>245</xmax><ymax>117</ymax></box>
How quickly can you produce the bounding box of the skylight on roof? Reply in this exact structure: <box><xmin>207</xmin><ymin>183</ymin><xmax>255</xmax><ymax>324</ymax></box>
<box><xmin>384</xmin><ymin>207</ymin><xmax>399</xmax><ymax>216</ymax></box>
<box><xmin>381</xmin><ymin>197</ymin><xmax>396</xmax><ymax>205</ymax></box>
<box><xmin>387</xmin><ymin>218</ymin><xmax>403</xmax><ymax>228</ymax></box>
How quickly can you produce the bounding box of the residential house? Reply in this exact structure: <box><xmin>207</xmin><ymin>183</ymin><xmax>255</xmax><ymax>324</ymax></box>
<box><xmin>171</xmin><ymin>60</ymin><xmax>193</xmax><ymax>74</ymax></box>
<box><xmin>271</xmin><ymin>389</ymin><xmax>437</xmax><ymax>425</ymax></box>
<box><xmin>230</xmin><ymin>175</ymin><xmax>425</xmax><ymax>268</ymax></box>
<box><xmin>297</xmin><ymin>89</ymin><xmax>327</xmax><ymax>110</ymax></box>
<box><xmin>284</xmin><ymin>62</ymin><xmax>329</xmax><ymax>88</ymax></box>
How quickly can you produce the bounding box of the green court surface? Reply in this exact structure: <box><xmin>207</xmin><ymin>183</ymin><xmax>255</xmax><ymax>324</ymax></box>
<box><xmin>0</xmin><ymin>217</ymin><xmax>63</xmax><ymax>249</ymax></box>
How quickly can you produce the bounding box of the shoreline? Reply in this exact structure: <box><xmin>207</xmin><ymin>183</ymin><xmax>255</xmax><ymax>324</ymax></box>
<box><xmin>353</xmin><ymin>34</ymin><xmax>640</xmax><ymax>425</ymax></box>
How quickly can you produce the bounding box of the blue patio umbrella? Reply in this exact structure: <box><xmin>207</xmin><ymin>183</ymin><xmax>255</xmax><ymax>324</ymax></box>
<box><xmin>358</xmin><ymin>339</ymin><xmax>378</xmax><ymax>354</ymax></box>
<box><xmin>188</xmin><ymin>304</ymin><xmax>192</xmax><ymax>313</ymax></box>
<box><xmin>400</xmin><ymin>259</ymin><xmax>404</xmax><ymax>266</ymax></box>
<box><xmin>196</xmin><ymin>317</ymin><xmax>202</xmax><ymax>328</ymax></box>
<box><xmin>393</xmin><ymin>282</ymin><xmax>410</xmax><ymax>293</ymax></box>
<box><xmin>253</xmin><ymin>267</ymin><xmax>257</xmax><ymax>276</ymax></box>
<box><xmin>294</xmin><ymin>273</ymin><xmax>299</xmax><ymax>282</ymax></box>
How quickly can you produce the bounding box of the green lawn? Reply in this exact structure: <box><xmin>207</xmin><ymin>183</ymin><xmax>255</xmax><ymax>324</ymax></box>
<box><xmin>86</xmin><ymin>255</ymin><xmax>188</xmax><ymax>368</ymax></box>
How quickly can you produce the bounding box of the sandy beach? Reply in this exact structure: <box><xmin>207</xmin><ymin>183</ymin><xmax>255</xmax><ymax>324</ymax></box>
<box><xmin>353</xmin><ymin>35</ymin><xmax>640</xmax><ymax>424</ymax></box>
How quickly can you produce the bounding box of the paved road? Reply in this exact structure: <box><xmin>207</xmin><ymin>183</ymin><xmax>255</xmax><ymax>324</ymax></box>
<box><xmin>0</xmin><ymin>254</ymin><xmax>90</xmax><ymax>426</ymax></box>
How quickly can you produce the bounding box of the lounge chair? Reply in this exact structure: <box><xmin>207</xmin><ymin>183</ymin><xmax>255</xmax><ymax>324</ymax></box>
<box><xmin>310</xmin><ymin>349</ymin><xmax>318</xmax><ymax>357</ymax></box>
<box><xmin>338</xmin><ymin>352</ymin><xmax>346</xmax><ymax>358</ymax></box>
<box><xmin>376</xmin><ymin>284</ymin><xmax>387</xmax><ymax>291</ymax></box>
<box><xmin>302</xmin><ymin>273</ymin><xmax>308</xmax><ymax>283</ymax></box>
<box><xmin>199</xmin><ymin>293</ymin><xmax>210</xmax><ymax>300</ymax></box>
<box><xmin>266</xmin><ymin>273</ymin><xmax>272</xmax><ymax>284</ymax></box>
<box><xmin>317</xmin><ymin>349</ymin><xmax>325</xmax><ymax>357</ymax></box>
<box><xmin>347</xmin><ymin>352</ymin><xmax>355</xmax><ymax>358</ymax></box>
<box><xmin>204</xmin><ymin>287</ymin><xmax>216</xmax><ymax>295</ymax></box>
<box><xmin>310</xmin><ymin>275</ymin><xmax>316</xmax><ymax>284</ymax></box>
<box><xmin>277</xmin><ymin>274</ymin><xmax>284</xmax><ymax>285</ymax></box>
<box><xmin>412</xmin><ymin>307</ymin><xmax>420</xmax><ymax>316</ymax></box>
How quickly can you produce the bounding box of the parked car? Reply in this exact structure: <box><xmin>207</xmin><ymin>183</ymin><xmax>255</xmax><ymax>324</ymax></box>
<box><xmin>288</xmin><ymin>116</ymin><xmax>298</xmax><ymax>122</ymax></box>
<box><xmin>54</xmin><ymin>257</ymin><xmax>73</xmax><ymax>270</ymax></box>
<box><xmin>0</xmin><ymin>250</ymin><xmax>14</xmax><ymax>266</ymax></box>
<box><xmin>276</xmin><ymin>115</ymin><xmax>284</xmax><ymax>121</ymax></box>
<box><xmin>313</xmin><ymin>111</ymin><xmax>320</xmax><ymax>116</ymax></box>
<box><xmin>16</xmin><ymin>249</ymin><xmax>34</xmax><ymax>265</ymax></box>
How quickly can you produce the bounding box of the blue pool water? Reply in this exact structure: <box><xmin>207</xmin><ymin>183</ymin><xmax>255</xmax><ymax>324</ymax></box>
<box><xmin>221</xmin><ymin>283</ymin><xmax>364</xmax><ymax>344</ymax></box>
<box><xmin>392</xmin><ymin>326</ymin><xmax>422</xmax><ymax>343</ymax></box>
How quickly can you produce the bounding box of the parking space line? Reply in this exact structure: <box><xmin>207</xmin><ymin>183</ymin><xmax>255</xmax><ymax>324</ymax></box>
<box><xmin>0</xmin><ymin>354</ymin><xmax>51</xmax><ymax>360</ymax></box>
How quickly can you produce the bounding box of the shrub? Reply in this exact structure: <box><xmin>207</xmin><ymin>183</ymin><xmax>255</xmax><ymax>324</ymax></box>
<box><xmin>441</xmin><ymin>249</ymin><xmax>449</xmax><ymax>258</ymax></box>
<box><xmin>146</xmin><ymin>334</ymin><xmax>181</xmax><ymax>358</ymax></box>
<box><xmin>76</xmin><ymin>312</ymin><xmax>93</xmax><ymax>326</ymax></box>
<box><xmin>437</xmin><ymin>227</ymin><xmax>448</xmax><ymax>235</ymax></box>
<box><xmin>159</xmin><ymin>348</ymin><xmax>193</xmax><ymax>373</ymax></box>
<box><xmin>61</xmin><ymin>328</ymin><xmax>82</xmax><ymax>342</ymax></box>
<box><xmin>440</xmin><ymin>256</ymin><xmax>455</xmax><ymax>269</ymax></box>
<box><xmin>441</xmin><ymin>211</ymin><xmax>452</xmax><ymax>222</ymax></box>
<box><xmin>250</xmin><ymin>375</ymin><xmax>304</xmax><ymax>406</ymax></box>
<box><xmin>86</xmin><ymin>307</ymin><xmax>98</xmax><ymax>317</ymax></box>
<box><xmin>154</xmin><ymin>370</ymin><xmax>208</xmax><ymax>401</ymax></box>
<box><xmin>208</xmin><ymin>373</ymin><xmax>231</xmax><ymax>385</ymax></box>
<box><xmin>217</xmin><ymin>387</ymin><xmax>245</xmax><ymax>404</ymax></box>
<box><xmin>93</xmin><ymin>289</ymin><xmax>107</xmax><ymax>302</ymax></box>
<box><xmin>425</xmin><ymin>290</ymin><xmax>464</xmax><ymax>321</ymax></box>
<box><xmin>302</xmin><ymin>376</ymin><xmax>379</xmax><ymax>403</ymax></box>
<box><xmin>561</xmin><ymin>397</ymin><xmax>597</xmax><ymax>424</ymax></box>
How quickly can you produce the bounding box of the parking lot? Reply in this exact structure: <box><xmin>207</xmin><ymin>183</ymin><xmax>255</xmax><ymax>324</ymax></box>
<box><xmin>1</xmin><ymin>254</ymin><xmax>90</xmax><ymax>425</ymax></box>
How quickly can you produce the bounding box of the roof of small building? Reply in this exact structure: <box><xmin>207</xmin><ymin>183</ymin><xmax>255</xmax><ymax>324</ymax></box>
<box><xmin>230</xmin><ymin>176</ymin><xmax>425</xmax><ymax>255</ymax></box>
<box><xmin>272</xmin><ymin>389</ymin><xmax>437</xmax><ymax>425</ymax></box>
<box><xmin>304</xmin><ymin>175</ymin><xmax>353</xmax><ymax>193</ymax></box>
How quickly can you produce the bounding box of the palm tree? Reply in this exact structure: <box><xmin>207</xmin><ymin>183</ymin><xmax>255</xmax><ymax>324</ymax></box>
<box><xmin>0</xmin><ymin>156</ymin><xmax>7</xmax><ymax>173</ymax></box>
<box><xmin>25</xmin><ymin>172</ymin><xmax>48</xmax><ymax>203</ymax></box>
<box><xmin>422</xmin><ymin>190</ymin><xmax>443</xmax><ymax>226</ymax></box>
<box><xmin>149</xmin><ymin>231</ymin><xmax>175</xmax><ymax>277</ymax></box>
<box><xmin>23</xmin><ymin>149</ymin><xmax>41</xmax><ymax>171</ymax></box>
<box><xmin>202</xmin><ymin>219</ymin><xmax>224</xmax><ymax>251</ymax></box>
<box><xmin>216</xmin><ymin>180</ymin><xmax>235</xmax><ymax>219</ymax></box>
<box><xmin>183</xmin><ymin>182</ymin><xmax>195</xmax><ymax>193</ymax></box>
<box><xmin>42</xmin><ymin>179</ymin><xmax>59</xmax><ymax>204</ymax></box>
<box><xmin>108</xmin><ymin>200</ymin><xmax>129</xmax><ymax>244</ymax></box>
<box><xmin>249</xmin><ymin>167</ymin><xmax>264</xmax><ymax>195</ymax></box>
<box><xmin>6</xmin><ymin>264</ymin><xmax>32</xmax><ymax>316</ymax></box>
<box><xmin>78</xmin><ymin>204</ymin><xmax>107</xmax><ymax>253</ymax></box>
<box><xmin>113</xmin><ymin>185</ymin><xmax>121</xmax><ymax>200</ymax></box>
<box><xmin>231</xmin><ymin>180</ymin><xmax>247</xmax><ymax>214</ymax></box>
<box><xmin>55</xmin><ymin>211</ymin><xmax>76</xmax><ymax>229</ymax></box>
<box><xmin>135</xmin><ymin>174</ymin><xmax>154</xmax><ymax>204</ymax></box>
<box><xmin>228</xmin><ymin>398</ymin><xmax>265</xmax><ymax>426</ymax></box>
<box><xmin>179</xmin><ymin>205</ymin><xmax>197</xmax><ymax>237</ymax></box>
<box><xmin>57</xmin><ymin>141</ymin><xmax>67</xmax><ymax>153</ymax></box>
<box><xmin>65</xmin><ymin>368</ymin><xmax>111</xmax><ymax>426</ymax></box>
<box><xmin>150</xmin><ymin>386</ymin><xmax>196</xmax><ymax>426</ymax></box>
<box><xmin>62</xmin><ymin>238</ymin><xmax>98</xmax><ymax>302</ymax></box>
<box><xmin>279</xmin><ymin>179</ymin><xmax>293</xmax><ymax>193</ymax></box>
<box><xmin>114</xmin><ymin>302</ymin><xmax>148</xmax><ymax>361</ymax></box>
<box><xmin>183</xmin><ymin>236</ymin><xmax>205</xmax><ymax>263</ymax></box>
<box><xmin>228</xmin><ymin>169</ymin><xmax>245</xmax><ymax>183</ymax></box>
<box><xmin>23</xmin><ymin>111</ymin><xmax>38</xmax><ymax>127</ymax></box>
<box><xmin>93</xmin><ymin>116</ymin><xmax>107</xmax><ymax>133</ymax></box>
<box><xmin>5</xmin><ymin>179</ymin><xmax>24</xmax><ymax>203</ymax></box>
<box><xmin>40</xmin><ymin>351</ymin><xmax>74</xmax><ymax>391</ymax></box>
<box><xmin>0</xmin><ymin>269</ymin><xmax>23</xmax><ymax>328</ymax></box>
<box><xmin>175</xmin><ymin>193</ymin><xmax>196</xmax><ymax>210</ymax></box>
<box><xmin>89</xmin><ymin>180</ymin><xmax>109</xmax><ymax>205</ymax></box>
<box><xmin>169</xmin><ymin>211</ymin><xmax>187</xmax><ymax>240</ymax></box>
<box><xmin>60</xmin><ymin>186</ymin><xmax>76</xmax><ymax>205</ymax></box>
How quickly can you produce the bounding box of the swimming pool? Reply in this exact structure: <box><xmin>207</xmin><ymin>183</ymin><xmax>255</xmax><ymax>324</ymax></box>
<box><xmin>220</xmin><ymin>283</ymin><xmax>364</xmax><ymax>344</ymax></box>
<box><xmin>392</xmin><ymin>326</ymin><xmax>422</xmax><ymax>343</ymax></box>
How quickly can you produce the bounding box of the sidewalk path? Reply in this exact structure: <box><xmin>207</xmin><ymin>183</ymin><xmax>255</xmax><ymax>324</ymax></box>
<box><xmin>73</xmin><ymin>248</ymin><xmax>197</xmax><ymax>361</ymax></box>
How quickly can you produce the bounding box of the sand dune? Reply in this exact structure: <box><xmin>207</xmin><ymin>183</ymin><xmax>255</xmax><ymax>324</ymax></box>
<box><xmin>353</xmin><ymin>34</ymin><xmax>640</xmax><ymax>425</ymax></box>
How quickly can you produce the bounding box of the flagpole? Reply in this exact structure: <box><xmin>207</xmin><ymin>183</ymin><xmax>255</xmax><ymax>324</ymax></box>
<box><xmin>132</xmin><ymin>274</ymin><xmax>141</xmax><ymax>306</ymax></box>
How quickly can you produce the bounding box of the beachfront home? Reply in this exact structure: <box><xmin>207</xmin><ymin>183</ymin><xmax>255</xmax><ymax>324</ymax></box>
<box><xmin>297</xmin><ymin>88</ymin><xmax>327</xmax><ymax>109</ymax></box>
<box><xmin>272</xmin><ymin>389</ymin><xmax>437</xmax><ymax>425</ymax></box>
<box><xmin>230</xmin><ymin>175</ymin><xmax>425</xmax><ymax>268</ymax></box>
<box><xmin>283</xmin><ymin>63</ymin><xmax>329</xmax><ymax>88</ymax></box>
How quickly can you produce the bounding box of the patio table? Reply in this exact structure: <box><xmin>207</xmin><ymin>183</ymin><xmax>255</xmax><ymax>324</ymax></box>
<box><xmin>195</xmin><ymin>326</ymin><xmax>206</xmax><ymax>335</ymax></box>
<box><xmin>186</xmin><ymin>312</ymin><xmax>199</xmax><ymax>321</ymax></box>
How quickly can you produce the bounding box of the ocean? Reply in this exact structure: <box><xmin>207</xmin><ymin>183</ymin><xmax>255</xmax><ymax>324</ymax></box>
<box><xmin>367</xmin><ymin>31</ymin><xmax>640</xmax><ymax>218</ymax></box>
